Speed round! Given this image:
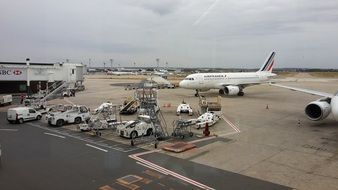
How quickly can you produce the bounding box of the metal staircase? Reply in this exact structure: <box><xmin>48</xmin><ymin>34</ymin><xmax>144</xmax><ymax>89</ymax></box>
<box><xmin>42</xmin><ymin>81</ymin><xmax>68</xmax><ymax>102</ymax></box>
<box><xmin>134</xmin><ymin>86</ymin><xmax>168</xmax><ymax>140</ymax></box>
<box><xmin>30</xmin><ymin>81</ymin><xmax>68</xmax><ymax>109</ymax></box>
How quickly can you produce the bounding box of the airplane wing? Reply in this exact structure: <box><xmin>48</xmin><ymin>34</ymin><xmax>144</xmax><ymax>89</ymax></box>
<box><xmin>270</xmin><ymin>83</ymin><xmax>334</xmax><ymax>98</ymax></box>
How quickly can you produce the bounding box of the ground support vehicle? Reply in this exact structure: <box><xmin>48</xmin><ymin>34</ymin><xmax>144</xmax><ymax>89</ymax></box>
<box><xmin>0</xmin><ymin>95</ymin><xmax>12</xmax><ymax>106</ymax></box>
<box><xmin>120</xmin><ymin>98</ymin><xmax>139</xmax><ymax>115</ymax></box>
<box><xmin>79</xmin><ymin>103</ymin><xmax>123</xmax><ymax>133</ymax></box>
<box><xmin>62</xmin><ymin>88</ymin><xmax>76</xmax><ymax>97</ymax></box>
<box><xmin>177</xmin><ymin>101</ymin><xmax>193</xmax><ymax>116</ymax></box>
<box><xmin>116</xmin><ymin>115</ymin><xmax>154</xmax><ymax>139</ymax></box>
<box><xmin>7</xmin><ymin>107</ymin><xmax>42</xmax><ymax>124</ymax></box>
<box><xmin>47</xmin><ymin>105</ymin><xmax>90</xmax><ymax>127</ymax></box>
<box><xmin>195</xmin><ymin>112</ymin><xmax>220</xmax><ymax>129</ymax></box>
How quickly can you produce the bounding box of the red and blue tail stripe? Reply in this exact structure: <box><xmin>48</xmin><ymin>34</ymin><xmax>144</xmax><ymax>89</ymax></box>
<box><xmin>259</xmin><ymin>52</ymin><xmax>275</xmax><ymax>72</ymax></box>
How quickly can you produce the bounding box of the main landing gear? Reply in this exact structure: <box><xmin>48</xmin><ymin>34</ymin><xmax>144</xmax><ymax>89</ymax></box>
<box><xmin>237</xmin><ymin>91</ymin><xmax>244</xmax><ymax>96</ymax></box>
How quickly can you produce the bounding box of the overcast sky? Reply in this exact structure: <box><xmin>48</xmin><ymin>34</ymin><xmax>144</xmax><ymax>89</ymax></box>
<box><xmin>1</xmin><ymin>0</ymin><xmax>338</xmax><ymax>68</ymax></box>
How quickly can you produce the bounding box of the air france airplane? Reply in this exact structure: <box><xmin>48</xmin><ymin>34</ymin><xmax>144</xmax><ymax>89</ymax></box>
<box><xmin>179</xmin><ymin>52</ymin><xmax>277</xmax><ymax>97</ymax></box>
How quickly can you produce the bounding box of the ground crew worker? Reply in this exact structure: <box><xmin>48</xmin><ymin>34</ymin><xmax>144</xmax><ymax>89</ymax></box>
<box><xmin>20</xmin><ymin>94</ymin><xmax>25</xmax><ymax>104</ymax></box>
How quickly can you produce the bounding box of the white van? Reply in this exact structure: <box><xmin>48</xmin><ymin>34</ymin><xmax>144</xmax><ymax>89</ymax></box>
<box><xmin>7</xmin><ymin>107</ymin><xmax>42</xmax><ymax>124</ymax></box>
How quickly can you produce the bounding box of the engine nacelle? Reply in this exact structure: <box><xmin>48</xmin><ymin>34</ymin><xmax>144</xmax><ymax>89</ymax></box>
<box><xmin>224</xmin><ymin>86</ymin><xmax>240</xmax><ymax>95</ymax></box>
<box><xmin>305</xmin><ymin>100</ymin><xmax>331</xmax><ymax>121</ymax></box>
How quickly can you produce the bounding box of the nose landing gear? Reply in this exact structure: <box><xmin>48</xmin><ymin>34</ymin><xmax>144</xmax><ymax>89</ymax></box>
<box><xmin>194</xmin><ymin>89</ymin><xmax>199</xmax><ymax>97</ymax></box>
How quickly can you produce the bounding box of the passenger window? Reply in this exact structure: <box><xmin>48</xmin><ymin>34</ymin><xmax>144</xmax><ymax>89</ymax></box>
<box><xmin>29</xmin><ymin>109</ymin><xmax>36</xmax><ymax>113</ymax></box>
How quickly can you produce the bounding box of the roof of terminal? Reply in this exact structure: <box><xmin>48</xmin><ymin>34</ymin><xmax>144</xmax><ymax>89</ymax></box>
<box><xmin>0</xmin><ymin>62</ymin><xmax>55</xmax><ymax>66</ymax></box>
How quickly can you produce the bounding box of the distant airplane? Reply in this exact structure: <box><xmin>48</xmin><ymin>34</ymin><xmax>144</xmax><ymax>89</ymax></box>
<box><xmin>270</xmin><ymin>83</ymin><xmax>338</xmax><ymax>121</ymax></box>
<box><xmin>152</xmin><ymin>69</ymin><xmax>169</xmax><ymax>76</ymax></box>
<box><xmin>179</xmin><ymin>52</ymin><xmax>277</xmax><ymax>96</ymax></box>
<box><xmin>106</xmin><ymin>70</ymin><xmax>137</xmax><ymax>76</ymax></box>
<box><xmin>87</xmin><ymin>68</ymin><xmax>97</xmax><ymax>72</ymax></box>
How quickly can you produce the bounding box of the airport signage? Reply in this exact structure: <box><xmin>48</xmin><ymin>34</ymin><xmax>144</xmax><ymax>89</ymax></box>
<box><xmin>0</xmin><ymin>68</ymin><xmax>27</xmax><ymax>81</ymax></box>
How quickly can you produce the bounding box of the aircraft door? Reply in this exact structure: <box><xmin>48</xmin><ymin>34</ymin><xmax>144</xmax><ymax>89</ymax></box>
<box><xmin>198</xmin><ymin>75</ymin><xmax>204</xmax><ymax>85</ymax></box>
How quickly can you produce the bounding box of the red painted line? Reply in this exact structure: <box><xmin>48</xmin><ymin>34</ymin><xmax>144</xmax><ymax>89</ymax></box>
<box><xmin>189</xmin><ymin>136</ymin><xmax>216</xmax><ymax>144</ymax></box>
<box><xmin>221</xmin><ymin>115</ymin><xmax>240</xmax><ymax>133</ymax></box>
<box><xmin>128</xmin><ymin>115</ymin><xmax>240</xmax><ymax>190</ymax></box>
<box><xmin>130</xmin><ymin>155</ymin><xmax>215</xmax><ymax>190</ymax></box>
<box><xmin>132</xmin><ymin>149</ymin><xmax>161</xmax><ymax>157</ymax></box>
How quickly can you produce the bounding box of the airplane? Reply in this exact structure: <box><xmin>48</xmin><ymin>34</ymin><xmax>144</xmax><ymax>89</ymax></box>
<box><xmin>87</xmin><ymin>68</ymin><xmax>97</xmax><ymax>72</ymax></box>
<box><xmin>179</xmin><ymin>52</ymin><xmax>277</xmax><ymax>97</ymax></box>
<box><xmin>270</xmin><ymin>83</ymin><xmax>338</xmax><ymax>121</ymax></box>
<box><xmin>152</xmin><ymin>69</ymin><xmax>169</xmax><ymax>77</ymax></box>
<box><xmin>106</xmin><ymin>70</ymin><xmax>137</xmax><ymax>76</ymax></box>
<box><xmin>106</xmin><ymin>67</ymin><xmax>139</xmax><ymax>75</ymax></box>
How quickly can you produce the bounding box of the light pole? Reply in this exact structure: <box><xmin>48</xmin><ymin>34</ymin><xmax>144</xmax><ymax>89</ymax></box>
<box><xmin>110</xmin><ymin>59</ymin><xmax>113</xmax><ymax>70</ymax></box>
<box><xmin>156</xmin><ymin>58</ymin><xmax>160</xmax><ymax>69</ymax></box>
<box><xmin>26</xmin><ymin>58</ymin><xmax>30</xmax><ymax>95</ymax></box>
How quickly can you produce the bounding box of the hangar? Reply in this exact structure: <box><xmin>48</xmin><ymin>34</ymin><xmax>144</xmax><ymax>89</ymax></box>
<box><xmin>0</xmin><ymin>59</ymin><xmax>85</xmax><ymax>94</ymax></box>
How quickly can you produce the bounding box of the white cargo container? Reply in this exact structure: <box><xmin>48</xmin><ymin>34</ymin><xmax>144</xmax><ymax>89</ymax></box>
<box><xmin>0</xmin><ymin>95</ymin><xmax>12</xmax><ymax>106</ymax></box>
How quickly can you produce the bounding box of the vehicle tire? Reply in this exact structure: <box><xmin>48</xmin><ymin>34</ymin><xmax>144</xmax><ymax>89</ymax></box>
<box><xmin>36</xmin><ymin>115</ymin><xmax>42</xmax><ymax>120</ymax></box>
<box><xmin>189</xmin><ymin>132</ymin><xmax>194</xmax><ymax>137</ymax></box>
<box><xmin>74</xmin><ymin>117</ymin><xmax>82</xmax><ymax>124</ymax></box>
<box><xmin>130</xmin><ymin>131</ymin><xmax>138</xmax><ymax>139</ymax></box>
<box><xmin>56</xmin><ymin>119</ymin><xmax>64</xmax><ymax>127</ymax></box>
<box><xmin>18</xmin><ymin>118</ymin><xmax>24</xmax><ymax>124</ymax></box>
<box><xmin>238</xmin><ymin>91</ymin><xmax>244</xmax><ymax>96</ymax></box>
<box><xmin>146</xmin><ymin>128</ymin><xmax>153</xmax><ymax>136</ymax></box>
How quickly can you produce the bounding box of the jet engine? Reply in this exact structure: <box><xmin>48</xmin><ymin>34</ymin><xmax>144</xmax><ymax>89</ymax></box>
<box><xmin>305</xmin><ymin>100</ymin><xmax>331</xmax><ymax>121</ymax></box>
<box><xmin>224</xmin><ymin>86</ymin><xmax>240</xmax><ymax>95</ymax></box>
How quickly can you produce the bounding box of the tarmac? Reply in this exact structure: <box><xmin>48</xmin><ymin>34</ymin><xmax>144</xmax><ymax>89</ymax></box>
<box><xmin>1</xmin><ymin>73</ymin><xmax>338</xmax><ymax>190</ymax></box>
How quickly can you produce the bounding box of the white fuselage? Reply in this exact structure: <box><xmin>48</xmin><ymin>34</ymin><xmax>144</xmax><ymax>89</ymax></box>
<box><xmin>179</xmin><ymin>72</ymin><xmax>275</xmax><ymax>90</ymax></box>
<box><xmin>331</xmin><ymin>96</ymin><xmax>338</xmax><ymax>121</ymax></box>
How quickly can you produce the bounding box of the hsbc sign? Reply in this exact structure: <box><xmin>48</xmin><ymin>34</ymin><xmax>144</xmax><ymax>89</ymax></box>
<box><xmin>0</xmin><ymin>68</ymin><xmax>27</xmax><ymax>81</ymax></box>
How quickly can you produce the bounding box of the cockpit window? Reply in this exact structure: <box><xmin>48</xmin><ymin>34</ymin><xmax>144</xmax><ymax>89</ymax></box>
<box><xmin>184</xmin><ymin>77</ymin><xmax>194</xmax><ymax>81</ymax></box>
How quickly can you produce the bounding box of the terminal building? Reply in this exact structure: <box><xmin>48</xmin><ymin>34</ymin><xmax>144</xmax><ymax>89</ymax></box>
<box><xmin>0</xmin><ymin>59</ymin><xmax>86</xmax><ymax>94</ymax></box>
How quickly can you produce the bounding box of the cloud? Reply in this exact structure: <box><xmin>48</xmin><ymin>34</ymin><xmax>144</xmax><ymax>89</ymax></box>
<box><xmin>127</xmin><ymin>0</ymin><xmax>182</xmax><ymax>16</ymax></box>
<box><xmin>0</xmin><ymin>0</ymin><xmax>338</xmax><ymax>68</ymax></box>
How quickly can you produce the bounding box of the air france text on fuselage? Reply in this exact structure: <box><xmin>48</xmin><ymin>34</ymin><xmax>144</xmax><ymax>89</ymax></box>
<box><xmin>204</xmin><ymin>74</ymin><xmax>226</xmax><ymax>80</ymax></box>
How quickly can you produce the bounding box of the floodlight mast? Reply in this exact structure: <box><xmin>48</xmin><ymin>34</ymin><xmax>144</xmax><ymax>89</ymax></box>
<box><xmin>110</xmin><ymin>59</ymin><xmax>114</xmax><ymax>70</ymax></box>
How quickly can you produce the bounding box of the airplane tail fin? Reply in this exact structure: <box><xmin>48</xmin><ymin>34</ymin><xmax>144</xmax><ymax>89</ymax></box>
<box><xmin>258</xmin><ymin>52</ymin><xmax>276</xmax><ymax>72</ymax></box>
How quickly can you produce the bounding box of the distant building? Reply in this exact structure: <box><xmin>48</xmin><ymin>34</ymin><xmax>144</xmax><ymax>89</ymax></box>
<box><xmin>0</xmin><ymin>61</ymin><xmax>85</xmax><ymax>94</ymax></box>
